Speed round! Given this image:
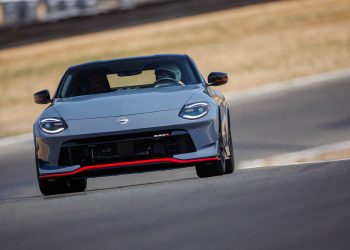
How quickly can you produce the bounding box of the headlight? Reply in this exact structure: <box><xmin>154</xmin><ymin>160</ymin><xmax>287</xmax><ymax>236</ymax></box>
<box><xmin>179</xmin><ymin>102</ymin><xmax>209</xmax><ymax>119</ymax></box>
<box><xmin>39</xmin><ymin>118</ymin><xmax>67</xmax><ymax>134</ymax></box>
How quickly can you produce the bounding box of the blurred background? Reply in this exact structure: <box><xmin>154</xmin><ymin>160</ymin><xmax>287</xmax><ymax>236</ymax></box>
<box><xmin>0</xmin><ymin>0</ymin><xmax>349</xmax><ymax>137</ymax></box>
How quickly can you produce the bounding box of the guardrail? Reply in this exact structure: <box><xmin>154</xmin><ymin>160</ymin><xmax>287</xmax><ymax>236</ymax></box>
<box><xmin>0</xmin><ymin>0</ymin><xmax>276</xmax><ymax>48</ymax></box>
<box><xmin>0</xmin><ymin>0</ymin><xmax>170</xmax><ymax>26</ymax></box>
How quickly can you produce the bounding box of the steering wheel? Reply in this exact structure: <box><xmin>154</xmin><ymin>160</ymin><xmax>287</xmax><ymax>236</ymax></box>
<box><xmin>153</xmin><ymin>78</ymin><xmax>180</xmax><ymax>88</ymax></box>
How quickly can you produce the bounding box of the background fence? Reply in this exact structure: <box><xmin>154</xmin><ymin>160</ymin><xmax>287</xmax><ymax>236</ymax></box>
<box><xmin>0</xmin><ymin>0</ymin><xmax>172</xmax><ymax>26</ymax></box>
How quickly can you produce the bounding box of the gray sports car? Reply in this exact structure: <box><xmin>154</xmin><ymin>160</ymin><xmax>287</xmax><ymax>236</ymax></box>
<box><xmin>33</xmin><ymin>54</ymin><xmax>234</xmax><ymax>195</ymax></box>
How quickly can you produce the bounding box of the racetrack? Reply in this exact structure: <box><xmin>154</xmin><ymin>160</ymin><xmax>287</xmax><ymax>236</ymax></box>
<box><xmin>1</xmin><ymin>72</ymin><xmax>350</xmax><ymax>249</ymax></box>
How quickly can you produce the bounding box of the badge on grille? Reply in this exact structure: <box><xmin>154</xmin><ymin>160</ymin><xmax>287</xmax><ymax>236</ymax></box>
<box><xmin>117</xmin><ymin>117</ymin><xmax>129</xmax><ymax>125</ymax></box>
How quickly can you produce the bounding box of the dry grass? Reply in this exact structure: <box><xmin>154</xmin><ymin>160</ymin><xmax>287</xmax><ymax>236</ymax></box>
<box><xmin>0</xmin><ymin>0</ymin><xmax>350</xmax><ymax>136</ymax></box>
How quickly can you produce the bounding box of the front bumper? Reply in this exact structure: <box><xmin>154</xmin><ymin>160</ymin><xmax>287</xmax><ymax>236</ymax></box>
<box><xmin>39</xmin><ymin>156</ymin><xmax>219</xmax><ymax>179</ymax></box>
<box><xmin>34</xmin><ymin>108</ymin><xmax>220</xmax><ymax>178</ymax></box>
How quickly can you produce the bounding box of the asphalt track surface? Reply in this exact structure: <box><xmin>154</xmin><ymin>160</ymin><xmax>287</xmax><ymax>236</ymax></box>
<box><xmin>0</xmin><ymin>73</ymin><xmax>350</xmax><ymax>249</ymax></box>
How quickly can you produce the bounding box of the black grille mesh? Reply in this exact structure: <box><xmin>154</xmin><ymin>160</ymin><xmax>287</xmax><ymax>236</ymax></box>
<box><xmin>58</xmin><ymin>130</ymin><xmax>196</xmax><ymax>166</ymax></box>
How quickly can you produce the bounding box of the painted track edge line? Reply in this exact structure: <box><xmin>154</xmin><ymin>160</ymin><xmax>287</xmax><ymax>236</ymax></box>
<box><xmin>227</xmin><ymin>68</ymin><xmax>350</xmax><ymax>102</ymax></box>
<box><xmin>240</xmin><ymin>158</ymin><xmax>350</xmax><ymax>170</ymax></box>
<box><xmin>0</xmin><ymin>133</ymin><xmax>32</xmax><ymax>147</ymax></box>
<box><xmin>238</xmin><ymin>140</ymin><xmax>350</xmax><ymax>169</ymax></box>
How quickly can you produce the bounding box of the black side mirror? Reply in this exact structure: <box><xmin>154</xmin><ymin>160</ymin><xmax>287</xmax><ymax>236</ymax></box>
<box><xmin>208</xmin><ymin>72</ymin><xmax>228</xmax><ymax>86</ymax></box>
<box><xmin>34</xmin><ymin>89</ymin><xmax>51</xmax><ymax>104</ymax></box>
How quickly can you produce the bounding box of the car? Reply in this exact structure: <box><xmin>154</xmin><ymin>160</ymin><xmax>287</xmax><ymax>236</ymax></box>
<box><xmin>33</xmin><ymin>54</ymin><xmax>235</xmax><ymax>196</ymax></box>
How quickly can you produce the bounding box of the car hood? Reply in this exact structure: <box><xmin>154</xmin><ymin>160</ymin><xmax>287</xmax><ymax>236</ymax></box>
<box><xmin>53</xmin><ymin>85</ymin><xmax>202</xmax><ymax>120</ymax></box>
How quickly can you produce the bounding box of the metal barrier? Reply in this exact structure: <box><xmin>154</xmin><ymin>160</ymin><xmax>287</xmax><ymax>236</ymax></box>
<box><xmin>0</xmin><ymin>0</ymin><xmax>170</xmax><ymax>26</ymax></box>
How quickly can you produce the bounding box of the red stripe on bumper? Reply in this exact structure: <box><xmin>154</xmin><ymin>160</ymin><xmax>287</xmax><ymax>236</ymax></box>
<box><xmin>39</xmin><ymin>157</ymin><xmax>219</xmax><ymax>179</ymax></box>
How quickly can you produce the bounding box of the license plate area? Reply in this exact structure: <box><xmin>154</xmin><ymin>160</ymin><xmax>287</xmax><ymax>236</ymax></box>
<box><xmin>93</xmin><ymin>141</ymin><xmax>134</xmax><ymax>162</ymax></box>
<box><xmin>116</xmin><ymin>141</ymin><xmax>134</xmax><ymax>157</ymax></box>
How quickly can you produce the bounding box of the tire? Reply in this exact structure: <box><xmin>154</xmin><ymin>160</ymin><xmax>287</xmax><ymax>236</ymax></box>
<box><xmin>38</xmin><ymin>178</ymin><xmax>69</xmax><ymax>196</ymax></box>
<box><xmin>35</xmin><ymin>142</ymin><xmax>87</xmax><ymax>196</ymax></box>
<box><xmin>225</xmin><ymin>112</ymin><xmax>235</xmax><ymax>174</ymax></box>
<box><xmin>196</xmin><ymin>135</ymin><xmax>226</xmax><ymax>178</ymax></box>
<box><xmin>196</xmin><ymin>158</ymin><xmax>225</xmax><ymax>178</ymax></box>
<box><xmin>68</xmin><ymin>178</ymin><xmax>87</xmax><ymax>193</ymax></box>
<box><xmin>38</xmin><ymin>177</ymin><xmax>87</xmax><ymax>196</ymax></box>
<box><xmin>225</xmin><ymin>144</ymin><xmax>235</xmax><ymax>174</ymax></box>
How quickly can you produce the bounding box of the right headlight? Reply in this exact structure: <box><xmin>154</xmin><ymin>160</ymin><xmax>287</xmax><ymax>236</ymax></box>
<box><xmin>179</xmin><ymin>102</ymin><xmax>209</xmax><ymax>119</ymax></box>
<box><xmin>39</xmin><ymin>118</ymin><xmax>67</xmax><ymax>134</ymax></box>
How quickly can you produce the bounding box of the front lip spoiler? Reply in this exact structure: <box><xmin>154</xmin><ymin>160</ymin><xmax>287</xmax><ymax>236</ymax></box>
<box><xmin>39</xmin><ymin>156</ymin><xmax>219</xmax><ymax>179</ymax></box>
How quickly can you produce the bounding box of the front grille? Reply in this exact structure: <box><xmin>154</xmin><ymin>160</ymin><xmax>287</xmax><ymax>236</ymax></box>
<box><xmin>58</xmin><ymin>130</ymin><xmax>196</xmax><ymax>166</ymax></box>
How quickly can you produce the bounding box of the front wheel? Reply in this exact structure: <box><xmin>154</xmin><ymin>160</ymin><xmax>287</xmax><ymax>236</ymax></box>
<box><xmin>69</xmin><ymin>178</ymin><xmax>87</xmax><ymax>193</ymax></box>
<box><xmin>225</xmin><ymin>111</ymin><xmax>235</xmax><ymax>174</ymax></box>
<box><xmin>196</xmin><ymin>137</ymin><xmax>226</xmax><ymax>178</ymax></box>
<box><xmin>224</xmin><ymin>135</ymin><xmax>235</xmax><ymax>174</ymax></box>
<box><xmin>195</xmin><ymin>157</ymin><xmax>225</xmax><ymax>178</ymax></box>
<box><xmin>38</xmin><ymin>178</ymin><xmax>68</xmax><ymax>196</ymax></box>
<box><xmin>38</xmin><ymin>177</ymin><xmax>87</xmax><ymax>196</ymax></box>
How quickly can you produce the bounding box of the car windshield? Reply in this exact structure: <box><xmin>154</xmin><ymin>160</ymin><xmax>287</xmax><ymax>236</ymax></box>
<box><xmin>57</xmin><ymin>57</ymin><xmax>200</xmax><ymax>98</ymax></box>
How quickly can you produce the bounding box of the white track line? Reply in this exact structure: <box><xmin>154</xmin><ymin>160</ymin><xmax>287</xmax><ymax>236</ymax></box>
<box><xmin>1</xmin><ymin>68</ymin><xmax>350</xmax><ymax>147</ymax></box>
<box><xmin>0</xmin><ymin>133</ymin><xmax>32</xmax><ymax>147</ymax></box>
<box><xmin>227</xmin><ymin>68</ymin><xmax>350</xmax><ymax>102</ymax></box>
<box><xmin>240</xmin><ymin>158</ymin><xmax>350</xmax><ymax>170</ymax></box>
<box><xmin>238</xmin><ymin>140</ymin><xmax>350</xmax><ymax>169</ymax></box>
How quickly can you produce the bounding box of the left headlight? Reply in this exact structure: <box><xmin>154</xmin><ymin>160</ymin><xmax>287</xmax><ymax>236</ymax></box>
<box><xmin>179</xmin><ymin>102</ymin><xmax>209</xmax><ymax>119</ymax></box>
<box><xmin>39</xmin><ymin>118</ymin><xmax>68</xmax><ymax>134</ymax></box>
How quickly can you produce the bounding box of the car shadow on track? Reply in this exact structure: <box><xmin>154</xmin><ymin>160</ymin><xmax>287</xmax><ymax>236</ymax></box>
<box><xmin>0</xmin><ymin>176</ymin><xmax>199</xmax><ymax>203</ymax></box>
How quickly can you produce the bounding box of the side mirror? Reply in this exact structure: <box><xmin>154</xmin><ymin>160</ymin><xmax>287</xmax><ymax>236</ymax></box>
<box><xmin>208</xmin><ymin>72</ymin><xmax>228</xmax><ymax>86</ymax></box>
<box><xmin>34</xmin><ymin>89</ymin><xmax>51</xmax><ymax>104</ymax></box>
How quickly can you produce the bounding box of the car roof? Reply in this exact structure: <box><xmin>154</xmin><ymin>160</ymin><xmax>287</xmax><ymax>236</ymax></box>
<box><xmin>68</xmin><ymin>54</ymin><xmax>190</xmax><ymax>70</ymax></box>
